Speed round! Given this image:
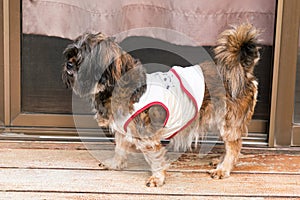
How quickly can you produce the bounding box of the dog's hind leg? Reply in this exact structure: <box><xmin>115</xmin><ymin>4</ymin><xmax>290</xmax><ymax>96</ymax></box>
<box><xmin>209</xmin><ymin>138</ymin><xmax>242</xmax><ymax>179</ymax></box>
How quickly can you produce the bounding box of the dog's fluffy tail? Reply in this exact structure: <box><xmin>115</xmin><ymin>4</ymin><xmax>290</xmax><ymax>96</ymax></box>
<box><xmin>214</xmin><ymin>23</ymin><xmax>259</xmax><ymax>68</ymax></box>
<box><xmin>214</xmin><ymin>23</ymin><xmax>260</xmax><ymax>98</ymax></box>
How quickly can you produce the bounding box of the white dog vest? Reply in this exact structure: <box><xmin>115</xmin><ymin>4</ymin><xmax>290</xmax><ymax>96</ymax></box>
<box><xmin>112</xmin><ymin>65</ymin><xmax>205</xmax><ymax>139</ymax></box>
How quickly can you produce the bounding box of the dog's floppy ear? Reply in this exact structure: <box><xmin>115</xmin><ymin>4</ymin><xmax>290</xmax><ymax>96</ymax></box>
<box><xmin>75</xmin><ymin>39</ymin><xmax>120</xmax><ymax>97</ymax></box>
<box><xmin>75</xmin><ymin>45</ymin><xmax>101</xmax><ymax>97</ymax></box>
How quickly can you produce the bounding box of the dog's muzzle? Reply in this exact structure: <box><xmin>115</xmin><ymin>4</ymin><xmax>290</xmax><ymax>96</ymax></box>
<box><xmin>67</xmin><ymin>70</ymin><xmax>73</xmax><ymax>76</ymax></box>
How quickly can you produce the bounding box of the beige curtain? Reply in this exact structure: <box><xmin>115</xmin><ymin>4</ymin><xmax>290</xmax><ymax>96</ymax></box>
<box><xmin>23</xmin><ymin>0</ymin><xmax>276</xmax><ymax>46</ymax></box>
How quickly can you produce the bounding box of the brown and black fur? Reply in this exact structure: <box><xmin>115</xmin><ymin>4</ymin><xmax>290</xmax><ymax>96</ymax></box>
<box><xmin>62</xmin><ymin>23</ymin><xmax>260</xmax><ymax>187</ymax></box>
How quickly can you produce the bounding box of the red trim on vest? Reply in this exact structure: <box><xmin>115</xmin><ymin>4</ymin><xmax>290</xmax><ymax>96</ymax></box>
<box><xmin>165</xmin><ymin>69</ymin><xmax>199</xmax><ymax>139</ymax></box>
<box><xmin>123</xmin><ymin>102</ymin><xmax>170</xmax><ymax>132</ymax></box>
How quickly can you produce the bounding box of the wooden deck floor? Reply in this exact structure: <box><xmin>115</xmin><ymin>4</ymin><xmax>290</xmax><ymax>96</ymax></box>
<box><xmin>0</xmin><ymin>141</ymin><xmax>300</xmax><ymax>199</ymax></box>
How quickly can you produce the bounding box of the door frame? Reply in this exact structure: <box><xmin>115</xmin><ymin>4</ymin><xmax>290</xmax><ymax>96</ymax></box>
<box><xmin>0</xmin><ymin>0</ymin><xmax>4</xmax><ymax>127</ymax></box>
<box><xmin>269</xmin><ymin>0</ymin><xmax>300</xmax><ymax>146</ymax></box>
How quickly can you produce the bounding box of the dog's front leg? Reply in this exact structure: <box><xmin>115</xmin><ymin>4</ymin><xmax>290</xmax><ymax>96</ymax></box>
<box><xmin>99</xmin><ymin>131</ymin><xmax>131</xmax><ymax>170</ymax></box>
<box><xmin>140</xmin><ymin>143</ymin><xmax>169</xmax><ymax>187</ymax></box>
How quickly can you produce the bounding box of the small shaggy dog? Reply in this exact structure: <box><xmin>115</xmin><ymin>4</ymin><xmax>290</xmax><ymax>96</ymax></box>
<box><xmin>62</xmin><ymin>23</ymin><xmax>260</xmax><ymax>187</ymax></box>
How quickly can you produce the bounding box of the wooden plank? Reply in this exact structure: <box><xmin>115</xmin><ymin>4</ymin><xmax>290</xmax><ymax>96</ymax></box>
<box><xmin>2</xmin><ymin>141</ymin><xmax>300</xmax><ymax>152</ymax></box>
<box><xmin>0</xmin><ymin>149</ymin><xmax>100</xmax><ymax>170</ymax></box>
<box><xmin>0</xmin><ymin>168</ymin><xmax>299</xmax><ymax>198</ymax></box>
<box><xmin>0</xmin><ymin>192</ymin><xmax>269</xmax><ymax>200</ymax></box>
<box><xmin>1</xmin><ymin>148</ymin><xmax>300</xmax><ymax>174</ymax></box>
<box><xmin>0</xmin><ymin>141</ymin><xmax>112</xmax><ymax>150</ymax></box>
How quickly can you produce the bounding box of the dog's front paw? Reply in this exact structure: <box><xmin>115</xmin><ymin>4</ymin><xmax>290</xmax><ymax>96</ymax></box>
<box><xmin>209</xmin><ymin>168</ymin><xmax>230</xmax><ymax>179</ymax></box>
<box><xmin>145</xmin><ymin>171</ymin><xmax>166</xmax><ymax>187</ymax></box>
<box><xmin>99</xmin><ymin>158</ymin><xmax>127</xmax><ymax>170</ymax></box>
<box><xmin>146</xmin><ymin>175</ymin><xmax>165</xmax><ymax>187</ymax></box>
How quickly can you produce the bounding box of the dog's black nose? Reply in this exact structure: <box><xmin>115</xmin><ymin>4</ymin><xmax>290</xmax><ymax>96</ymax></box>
<box><xmin>66</xmin><ymin>62</ymin><xmax>73</xmax><ymax>70</ymax></box>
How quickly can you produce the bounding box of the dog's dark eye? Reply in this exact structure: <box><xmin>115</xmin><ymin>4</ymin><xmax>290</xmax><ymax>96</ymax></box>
<box><xmin>67</xmin><ymin>62</ymin><xmax>73</xmax><ymax>70</ymax></box>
